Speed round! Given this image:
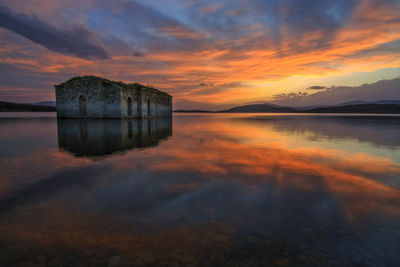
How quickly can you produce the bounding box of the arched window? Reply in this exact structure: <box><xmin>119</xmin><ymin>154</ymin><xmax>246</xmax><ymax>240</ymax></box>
<box><xmin>127</xmin><ymin>97</ymin><xmax>132</xmax><ymax>116</ymax></box>
<box><xmin>147</xmin><ymin>99</ymin><xmax>151</xmax><ymax>116</ymax></box>
<box><xmin>79</xmin><ymin>95</ymin><xmax>87</xmax><ymax>116</ymax></box>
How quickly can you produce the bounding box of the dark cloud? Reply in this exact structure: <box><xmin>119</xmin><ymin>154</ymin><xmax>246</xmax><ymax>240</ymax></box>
<box><xmin>245</xmin><ymin>0</ymin><xmax>360</xmax><ymax>54</ymax></box>
<box><xmin>0</xmin><ymin>4</ymin><xmax>110</xmax><ymax>60</ymax></box>
<box><xmin>174</xmin><ymin>0</ymin><xmax>363</xmax><ymax>57</ymax></box>
<box><xmin>199</xmin><ymin>82</ymin><xmax>214</xmax><ymax>86</ymax></box>
<box><xmin>280</xmin><ymin>0</ymin><xmax>359</xmax><ymax>33</ymax></box>
<box><xmin>273</xmin><ymin>91</ymin><xmax>308</xmax><ymax>100</ymax></box>
<box><xmin>273</xmin><ymin>93</ymin><xmax>286</xmax><ymax>100</ymax></box>
<box><xmin>95</xmin><ymin>0</ymin><xmax>205</xmax><ymax>53</ymax></box>
<box><xmin>272</xmin><ymin>78</ymin><xmax>400</xmax><ymax>107</ymax></box>
<box><xmin>309</xmin><ymin>86</ymin><xmax>326</xmax><ymax>90</ymax></box>
<box><xmin>134</xmin><ymin>52</ymin><xmax>144</xmax><ymax>57</ymax></box>
<box><xmin>273</xmin><ymin>92</ymin><xmax>299</xmax><ymax>100</ymax></box>
<box><xmin>0</xmin><ymin>63</ymin><xmax>55</xmax><ymax>89</ymax></box>
<box><xmin>188</xmin><ymin>82</ymin><xmax>246</xmax><ymax>96</ymax></box>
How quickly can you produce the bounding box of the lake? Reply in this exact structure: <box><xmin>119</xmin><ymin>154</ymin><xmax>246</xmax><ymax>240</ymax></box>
<box><xmin>0</xmin><ymin>113</ymin><xmax>399</xmax><ymax>266</ymax></box>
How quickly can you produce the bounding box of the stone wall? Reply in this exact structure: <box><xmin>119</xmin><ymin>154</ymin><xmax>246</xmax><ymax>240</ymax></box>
<box><xmin>120</xmin><ymin>85</ymin><xmax>141</xmax><ymax>118</ymax></box>
<box><xmin>55</xmin><ymin>76</ymin><xmax>172</xmax><ymax>118</ymax></box>
<box><xmin>102</xmin><ymin>80</ymin><xmax>125</xmax><ymax>118</ymax></box>
<box><xmin>140</xmin><ymin>86</ymin><xmax>172</xmax><ymax>117</ymax></box>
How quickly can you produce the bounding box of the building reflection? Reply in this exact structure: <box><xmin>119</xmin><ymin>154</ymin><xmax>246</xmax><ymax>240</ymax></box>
<box><xmin>57</xmin><ymin>118</ymin><xmax>172</xmax><ymax>157</ymax></box>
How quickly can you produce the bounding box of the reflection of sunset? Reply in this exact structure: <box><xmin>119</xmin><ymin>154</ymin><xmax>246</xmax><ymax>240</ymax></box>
<box><xmin>145</xmin><ymin>117</ymin><xmax>400</xmax><ymax>219</ymax></box>
<box><xmin>0</xmin><ymin>115</ymin><xmax>399</xmax><ymax>265</ymax></box>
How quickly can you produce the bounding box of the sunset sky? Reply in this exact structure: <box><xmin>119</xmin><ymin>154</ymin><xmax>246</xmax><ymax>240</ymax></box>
<box><xmin>0</xmin><ymin>0</ymin><xmax>400</xmax><ymax>109</ymax></box>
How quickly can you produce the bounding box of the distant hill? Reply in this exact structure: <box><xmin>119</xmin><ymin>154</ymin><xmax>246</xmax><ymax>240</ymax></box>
<box><xmin>294</xmin><ymin>105</ymin><xmax>329</xmax><ymax>110</ymax></box>
<box><xmin>32</xmin><ymin>101</ymin><xmax>56</xmax><ymax>107</ymax></box>
<box><xmin>3</xmin><ymin>99</ymin><xmax>400</xmax><ymax>114</ymax></box>
<box><xmin>175</xmin><ymin>103</ymin><xmax>400</xmax><ymax>114</ymax></box>
<box><xmin>304</xmin><ymin>104</ymin><xmax>400</xmax><ymax>114</ymax></box>
<box><xmin>219</xmin><ymin>104</ymin><xmax>296</xmax><ymax>113</ymax></box>
<box><xmin>174</xmin><ymin>109</ymin><xmax>212</xmax><ymax>113</ymax></box>
<box><xmin>373</xmin><ymin>100</ymin><xmax>400</xmax><ymax>105</ymax></box>
<box><xmin>0</xmin><ymin>101</ymin><xmax>56</xmax><ymax>112</ymax></box>
<box><xmin>336</xmin><ymin>100</ymin><xmax>371</xmax><ymax>106</ymax></box>
<box><xmin>336</xmin><ymin>100</ymin><xmax>400</xmax><ymax>106</ymax></box>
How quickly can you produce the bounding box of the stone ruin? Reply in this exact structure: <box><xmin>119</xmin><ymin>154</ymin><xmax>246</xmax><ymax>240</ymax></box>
<box><xmin>55</xmin><ymin>76</ymin><xmax>172</xmax><ymax>118</ymax></box>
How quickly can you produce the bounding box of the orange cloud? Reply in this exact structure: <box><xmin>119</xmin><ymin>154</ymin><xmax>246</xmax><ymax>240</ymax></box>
<box><xmin>1</xmin><ymin>0</ymin><xmax>400</xmax><ymax>106</ymax></box>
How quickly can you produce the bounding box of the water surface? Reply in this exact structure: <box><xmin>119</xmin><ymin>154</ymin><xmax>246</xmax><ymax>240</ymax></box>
<box><xmin>0</xmin><ymin>113</ymin><xmax>399</xmax><ymax>266</ymax></box>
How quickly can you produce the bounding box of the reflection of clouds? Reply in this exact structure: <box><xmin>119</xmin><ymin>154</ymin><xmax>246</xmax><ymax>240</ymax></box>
<box><xmin>77</xmin><ymin>115</ymin><xmax>400</xmax><ymax>231</ymax></box>
<box><xmin>0</xmin><ymin>115</ymin><xmax>400</xmax><ymax>265</ymax></box>
<box><xmin>242</xmin><ymin>115</ymin><xmax>400</xmax><ymax>148</ymax></box>
<box><xmin>156</xmin><ymin>138</ymin><xmax>400</xmax><ymax>215</ymax></box>
<box><xmin>134</xmin><ymin>116</ymin><xmax>400</xmax><ymax>221</ymax></box>
<box><xmin>0</xmin><ymin>118</ymin><xmax>93</xmax><ymax>194</ymax></box>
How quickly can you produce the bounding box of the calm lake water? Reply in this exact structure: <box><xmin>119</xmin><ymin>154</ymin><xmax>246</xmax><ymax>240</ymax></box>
<box><xmin>0</xmin><ymin>113</ymin><xmax>399</xmax><ymax>266</ymax></box>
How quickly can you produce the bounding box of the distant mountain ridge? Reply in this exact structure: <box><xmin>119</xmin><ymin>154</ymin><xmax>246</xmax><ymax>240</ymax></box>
<box><xmin>303</xmin><ymin>104</ymin><xmax>400</xmax><ymax>114</ymax></box>
<box><xmin>335</xmin><ymin>100</ymin><xmax>371</xmax><ymax>106</ymax></box>
<box><xmin>373</xmin><ymin>100</ymin><xmax>400</xmax><ymax>105</ymax></box>
<box><xmin>336</xmin><ymin>100</ymin><xmax>400</xmax><ymax>106</ymax></box>
<box><xmin>32</xmin><ymin>101</ymin><xmax>56</xmax><ymax>107</ymax></box>
<box><xmin>2</xmin><ymin>100</ymin><xmax>400</xmax><ymax>114</ymax></box>
<box><xmin>175</xmin><ymin>100</ymin><xmax>400</xmax><ymax>114</ymax></box>
<box><xmin>0</xmin><ymin>101</ymin><xmax>56</xmax><ymax>112</ymax></box>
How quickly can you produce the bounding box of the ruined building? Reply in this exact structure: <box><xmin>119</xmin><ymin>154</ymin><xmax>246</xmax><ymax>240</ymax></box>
<box><xmin>55</xmin><ymin>76</ymin><xmax>172</xmax><ymax>118</ymax></box>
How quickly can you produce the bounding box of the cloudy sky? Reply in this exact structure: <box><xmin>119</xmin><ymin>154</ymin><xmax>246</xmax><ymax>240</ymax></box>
<box><xmin>0</xmin><ymin>0</ymin><xmax>399</xmax><ymax>109</ymax></box>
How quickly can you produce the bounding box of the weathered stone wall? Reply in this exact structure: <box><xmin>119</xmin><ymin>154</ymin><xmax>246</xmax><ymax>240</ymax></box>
<box><xmin>120</xmin><ymin>84</ymin><xmax>172</xmax><ymax>118</ymax></box>
<box><xmin>55</xmin><ymin>76</ymin><xmax>121</xmax><ymax>118</ymax></box>
<box><xmin>141</xmin><ymin>87</ymin><xmax>172</xmax><ymax>117</ymax></box>
<box><xmin>55</xmin><ymin>76</ymin><xmax>172</xmax><ymax>118</ymax></box>
<box><xmin>101</xmin><ymin>80</ymin><xmax>124</xmax><ymax>118</ymax></box>
<box><xmin>120</xmin><ymin>86</ymin><xmax>141</xmax><ymax>118</ymax></box>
